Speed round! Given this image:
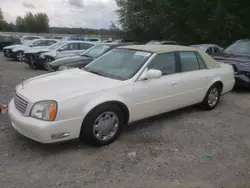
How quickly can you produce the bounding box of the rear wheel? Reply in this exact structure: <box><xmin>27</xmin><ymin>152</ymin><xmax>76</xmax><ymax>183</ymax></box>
<box><xmin>201</xmin><ymin>84</ymin><xmax>221</xmax><ymax>110</ymax></box>
<box><xmin>80</xmin><ymin>104</ymin><xmax>124</xmax><ymax>146</ymax></box>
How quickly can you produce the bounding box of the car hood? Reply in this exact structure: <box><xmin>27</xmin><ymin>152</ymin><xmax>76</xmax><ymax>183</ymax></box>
<box><xmin>16</xmin><ymin>68</ymin><xmax>122</xmax><ymax>102</ymax></box>
<box><xmin>50</xmin><ymin>56</ymin><xmax>93</xmax><ymax>67</ymax></box>
<box><xmin>3</xmin><ymin>44</ymin><xmax>23</xmax><ymax>49</ymax></box>
<box><xmin>12</xmin><ymin>46</ymin><xmax>32</xmax><ymax>52</ymax></box>
<box><xmin>13</xmin><ymin>46</ymin><xmax>50</xmax><ymax>52</ymax></box>
<box><xmin>42</xmin><ymin>50</ymin><xmax>56</xmax><ymax>57</ymax></box>
<box><xmin>213</xmin><ymin>52</ymin><xmax>250</xmax><ymax>63</ymax></box>
<box><xmin>24</xmin><ymin>47</ymin><xmax>51</xmax><ymax>54</ymax></box>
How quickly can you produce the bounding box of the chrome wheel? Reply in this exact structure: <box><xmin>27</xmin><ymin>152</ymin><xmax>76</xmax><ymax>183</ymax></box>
<box><xmin>93</xmin><ymin>112</ymin><xmax>119</xmax><ymax>141</ymax></box>
<box><xmin>208</xmin><ymin>88</ymin><xmax>219</xmax><ymax>107</ymax></box>
<box><xmin>17</xmin><ymin>52</ymin><xmax>25</xmax><ymax>61</ymax></box>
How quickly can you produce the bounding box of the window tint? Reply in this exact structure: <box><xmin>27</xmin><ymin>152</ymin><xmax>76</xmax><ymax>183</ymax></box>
<box><xmin>148</xmin><ymin>53</ymin><xmax>176</xmax><ymax>75</ymax></box>
<box><xmin>206</xmin><ymin>47</ymin><xmax>213</xmax><ymax>55</ymax></box>
<box><xmin>180</xmin><ymin>52</ymin><xmax>200</xmax><ymax>72</ymax></box>
<box><xmin>60</xmin><ymin>43</ymin><xmax>79</xmax><ymax>51</ymax></box>
<box><xmin>213</xmin><ymin>47</ymin><xmax>220</xmax><ymax>54</ymax></box>
<box><xmin>195</xmin><ymin>52</ymin><xmax>206</xmax><ymax>69</ymax></box>
<box><xmin>87</xmin><ymin>38</ymin><xmax>99</xmax><ymax>42</ymax></box>
<box><xmin>47</xmin><ymin>40</ymin><xmax>57</xmax><ymax>46</ymax></box>
<box><xmin>79</xmin><ymin>43</ymin><xmax>94</xmax><ymax>50</ymax></box>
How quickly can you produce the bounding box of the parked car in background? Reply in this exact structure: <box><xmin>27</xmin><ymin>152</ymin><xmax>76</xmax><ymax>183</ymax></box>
<box><xmin>8</xmin><ymin>45</ymin><xmax>235</xmax><ymax>146</ymax></box>
<box><xmin>3</xmin><ymin>40</ymin><xmax>38</xmax><ymax>58</ymax></box>
<box><xmin>112</xmin><ymin>39</ymin><xmax>140</xmax><ymax>44</ymax></box>
<box><xmin>0</xmin><ymin>35</ymin><xmax>21</xmax><ymax>51</ymax></box>
<box><xmin>20</xmin><ymin>36</ymin><xmax>44</xmax><ymax>44</ymax></box>
<box><xmin>146</xmin><ymin>40</ymin><xmax>178</xmax><ymax>45</ymax></box>
<box><xmin>85</xmin><ymin>37</ymin><xmax>101</xmax><ymax>44</ymax></box>
<box><xmin>11</xmin><ymin>39</ymin><xmax>59</xmax><ymax>61</ymax></box>
<box><xmin>24</xmin><ymin>41</ymin><xmax>95</xmax><ymax>69</ymax></box>
<box><xmin>213</xmin><ymin>39</ymin><xmax>250</xmax><ymax>88</ymax></box>
<box><xmin>190</xmin><ymin>44</ymin><xmax>223</xmax><ymax>56</ymax></box>
<box><xmin>46</xmin><ymin>43</ymin><xmax>135</xmax><ymax>71</ymax></box>
<box><xmin>53</xmin><ymin>36</ymin><xmax>64</xmax><ymax>40</ymax></box>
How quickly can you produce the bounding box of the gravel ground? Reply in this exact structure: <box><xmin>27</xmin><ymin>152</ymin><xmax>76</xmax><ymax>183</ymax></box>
<box><xmin>0</xmin><ymin>55</ymin><xmax>250</xmax><ymax>188</ymax></box>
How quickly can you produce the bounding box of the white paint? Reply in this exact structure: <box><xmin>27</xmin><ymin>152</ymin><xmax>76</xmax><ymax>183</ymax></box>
<box><xmin>8</xmin><ymin>47</ymin><xmax>235</xmax><ymax>143</ymax></box>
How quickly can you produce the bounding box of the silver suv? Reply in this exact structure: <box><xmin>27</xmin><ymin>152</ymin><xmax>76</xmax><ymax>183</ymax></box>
<box><xmin>25</xmin><ymin>41</ymin><xmax>95</xmax><ymax>69</ymax></box>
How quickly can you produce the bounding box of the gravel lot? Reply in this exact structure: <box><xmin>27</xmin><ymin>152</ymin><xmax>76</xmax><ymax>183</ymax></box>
<box><xmin>0</xmin><ymin>54</ymin><xmax>250</xmax><ymax>188</ymax></box>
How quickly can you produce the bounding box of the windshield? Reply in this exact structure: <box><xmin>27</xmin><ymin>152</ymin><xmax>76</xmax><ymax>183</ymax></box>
<box><xmin>31</xmin><ymin>40</ymin><xmax>45</xmax><ymax>46</ymax></box>
<box><xmin>84</xmin><ymin>48</ymin><xmax>152</xmax><ymax>80</ymax></box>
<box><xmin>23</xmin><ymin>40</ymin><xmax>35</xmax><ymax>45</ymax></box>
<box><xmin>81</xmin><ymin>44</ymin><xmax>111</xmax><ymax>58</ymax></box>
<box><xmin>224</xmin><ymin>41</ymin><xmax>250</xmax><ymax>55</ymax></box>
<box><xmin>49</xmin><ymin>42</ymin><xmax>65</xmax><ymax>50</ymax></box>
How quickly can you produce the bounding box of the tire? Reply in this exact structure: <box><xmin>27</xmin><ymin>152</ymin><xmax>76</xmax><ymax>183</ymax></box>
<box><xmin>80</xmin><ymin>104</ymin><xmax>124</xmax><ymax>146</ymax></box>
<box><xmin>16</xmin><ymin>52</ymin><xmax>24</xmax><ymax>62</ymax></box>
<box><xmin>201</xmin><ymin>84</ymin><xmax>221</xmax><ymax>110</ymax></box>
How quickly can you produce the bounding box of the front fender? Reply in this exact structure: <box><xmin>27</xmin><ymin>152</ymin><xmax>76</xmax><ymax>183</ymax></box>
<box><xmin>82</xmin><ymin>94</ymin><xmax>127</xmax><ymax>118</ymax></box>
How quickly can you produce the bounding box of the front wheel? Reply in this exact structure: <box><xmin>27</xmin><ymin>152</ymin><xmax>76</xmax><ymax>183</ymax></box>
<box><xmin>16</xmin><ymin>52</ymin><xmax>25</xmax><ymax>62</ymax></box>
<box><xmin>80</xmin><ymin>104</ymin><xmax>124</xmax><ymax>146</ymax></box>
<box><xmin>201</xmin><ymin>84</ymin><xmax>221</xmax><ymax>110</ymax></box>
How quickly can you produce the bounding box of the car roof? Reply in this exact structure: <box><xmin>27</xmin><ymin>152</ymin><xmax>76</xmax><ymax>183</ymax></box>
<box><xmin>100</xmin><ymin>43</ymin><xmax>137</xmax><ymax>47</ymax></box>
<box><xmin>64</xmin><ymin>40</ymin><xmax>96</xmax><ymax>44</ymax></box>
<box><xmin>118</xmin><ymin>45</ymin><xmax>198</xmax><ymax>54</ymax></box>
<box><xmin>191</xmin><ymin>44</ymin><xmax>218</xmax><ymax>48</ymax></box>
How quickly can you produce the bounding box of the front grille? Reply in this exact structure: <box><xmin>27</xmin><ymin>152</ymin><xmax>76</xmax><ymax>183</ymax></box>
<box><xmin>3</xmin><ymin>49</ymin><xmax>11</xmax><ymax>55</ymax></box>
<box><xmin>14</xmin><ymin>93</ymin><xmax>29</xmax><ymax>114</ymax></box>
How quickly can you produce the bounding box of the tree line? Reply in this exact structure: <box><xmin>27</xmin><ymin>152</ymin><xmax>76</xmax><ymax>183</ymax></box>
<box><xmin>116</xmin><ymin>0</ymin><xmax>250</xmax><ymax>46</ymax></box>
<box><xmin>0</xmin><ymin>8</ymin><xmax>122</xmax><ymax>36</ymax></box>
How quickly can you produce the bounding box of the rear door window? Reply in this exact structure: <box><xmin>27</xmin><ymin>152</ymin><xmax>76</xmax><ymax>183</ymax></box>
<box><xmin>79</xmin><ymin>43</ymin><xmax>94</xmax><ymax>50</ymax></box>
<box><xmin>179</xmin><ymin>51</ymin><xmax>201</xmax><ymax>72</ymax></box>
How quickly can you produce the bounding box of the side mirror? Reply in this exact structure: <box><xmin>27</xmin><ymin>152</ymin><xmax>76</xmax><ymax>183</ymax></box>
<box><xmin>57</xmin><ymin>48</ymin><xmax>62</xmax><ymax>52</ymax></box>
<box><xmin>138</xmin><ymin>69</ymin><xmax>162</xmax><ymax>81</ymax></box>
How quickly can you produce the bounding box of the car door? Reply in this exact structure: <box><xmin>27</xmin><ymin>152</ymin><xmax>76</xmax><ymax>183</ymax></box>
<box><xmin>178</xmin><ymin>51</ymin><xmax>214</xmax><ymax>107</ymax></box>
<box><xmin>57</xmin><ymin>43</ymin><xmax>79</xmax><ymax>58</ymax></box>
<box><xmin>132</xmin><ymin>52</ymin><xmax>183</xmax><ymax>121</ymax></box>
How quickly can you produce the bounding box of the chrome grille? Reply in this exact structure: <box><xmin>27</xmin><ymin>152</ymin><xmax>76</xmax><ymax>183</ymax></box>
<box><xmin>14</xmin><ymin>93</ymin><xmax>28</xmax><ymax>114</ymax></box>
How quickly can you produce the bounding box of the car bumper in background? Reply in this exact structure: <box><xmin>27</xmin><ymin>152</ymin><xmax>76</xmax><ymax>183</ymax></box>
<box><xmin>10</xmin><ymin>51</ymin><xmax>17</xmax><ymax>59</ymax></box>
<box><xmin>3</xmin><ymin>49</ymin><xmax>12</xmax><ymax>57</ymax></box>
<box><xmin>8</xmin><ymin>99</ymin><xmax>83</xmax><ymax>143</ymax></box>
<box><xmin>235</xmin><ymin>74</ymin><xmax>250</xmax><ymax>88</ymax></box>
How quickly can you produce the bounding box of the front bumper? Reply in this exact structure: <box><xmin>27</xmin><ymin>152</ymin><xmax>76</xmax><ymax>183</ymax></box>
<box><xmin>24</xmin><ymin>53</ymin><xmax>42</xmax><ymax>66</ymax></box>
<box><xmin>3</xmin><ymin>49</ymin><xmax>12</xmax><ymax>57</ymax></box>
<box><xmin>8</xmin><ymin>99</ymin><xmax>83</xmax><ymax>143</ymax></box>
<box><xmin>235</xmin><ymin>74</ymin><xmax>250</xmax><ymax>88</ymax></box>
<box><xmin>10</xmin><ymin>51</ymin><xmax>17</xmax><ymax>59</ymax></box>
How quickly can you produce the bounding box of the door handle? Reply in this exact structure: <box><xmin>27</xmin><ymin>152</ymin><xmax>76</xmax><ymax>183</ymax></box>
<box><xmin>171</xmin><ymin>81</ymin><xmax>179</xmax><ymax>85</ymax></box>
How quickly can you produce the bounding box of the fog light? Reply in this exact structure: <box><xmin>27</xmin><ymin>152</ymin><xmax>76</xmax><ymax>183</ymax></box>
<box><xmin>51</xmin><ymin>132</ymin><xmax>70</xmax><ymax>140</ymax></box>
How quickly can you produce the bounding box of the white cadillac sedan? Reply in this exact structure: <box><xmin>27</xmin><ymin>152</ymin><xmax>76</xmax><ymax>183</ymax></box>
<box><xmin>8</xmin><ymin>45</ymin><xmax>235</xmax><ymax>146</ymax></box>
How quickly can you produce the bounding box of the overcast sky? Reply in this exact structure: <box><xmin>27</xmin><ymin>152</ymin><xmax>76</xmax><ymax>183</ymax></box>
<box><xmin>0</xmin><ymin>0</ymin><xmax>118</xmax><ymax>28</ymax></box>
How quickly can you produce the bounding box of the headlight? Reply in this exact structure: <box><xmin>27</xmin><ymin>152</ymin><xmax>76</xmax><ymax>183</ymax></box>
<box><xmin>240</xmin><ymin>62</ymin><xmax>250</xmax><ymax>67</ymax></box>
<box><xmin>30</xmin><ymin>101</ymin><xmax>57</xmax><ymax>121</ymax></box>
